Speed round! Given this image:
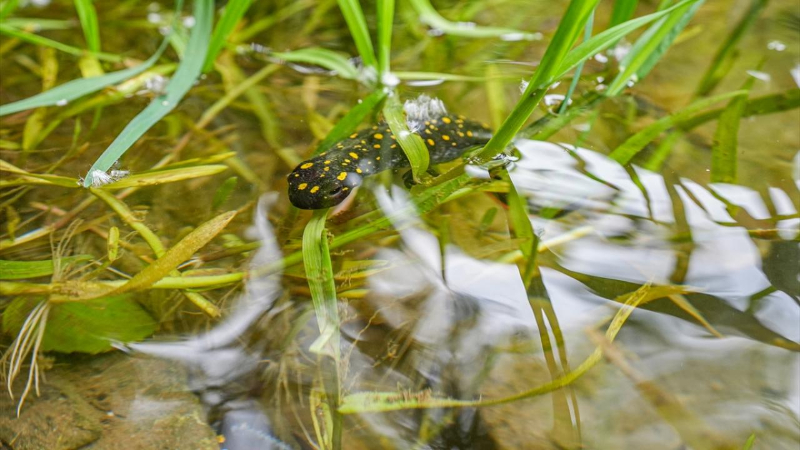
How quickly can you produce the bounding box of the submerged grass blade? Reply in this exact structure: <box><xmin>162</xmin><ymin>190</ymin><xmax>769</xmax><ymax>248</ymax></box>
<box><xmin>102</xmin><ymin>210</ymin><xmax>236</xmax><ymax>297</ymax></box>
<box><xmin>695</xmin><ymin>0</ymin><xmax>768</xmax><ymax>96</ymax></box>
<box><xmin>315</xmin><ymin>90</ymin><xmax>386</xmax><ymax>155</ymax></box>
<box><xmin>302</xmin><ymin>209</ymin><xmax>341</xmax><ymax>357</ymax></box>
<box><xmin>710</xmin><ymin>80</ymin><xmax>753</xmax><ymax>183</ymax></box>
<box><xmin>383</xmin><ymin>95</ymin><xmax>429</xmax><ymax>182</ymax></box>
<box><xmin>272</xmin><ymin>48</ymin><xmax>359</xmax><ymax>80</ymax></box>
<box><xmin>337</xmin><ymin>0</ymin><xmax>376</xmax><ymax>68</ymax></box>
<box><xmin>0</xmin><ymin>23</ymin><xmax>121</xmax><ymax>62</ymax></box>
<box><xmin>0</xmin><ymin>0</ymin><xmax>183</xmax><ymax>116</ymax></box>
<box><xmin>203</xmin><ymin>0</ymin><xmax>253</xmax><ymax>72</ymax></box>
<box><xmin>408</xmin><ymin>0</ymin><xmax>539</xmax><ymax>40</ymax></box>
<box><xmin>98</xmin><ymin>165</ymin><xmax>228</xmax><ymax>189</ymax></box>
<box><xmin>339</xmin><ymin>283</ymin><xmax>653</xmax><ymax>414</ymax></box>
<box><xmin>0</xmin><ymin>256</ymin><xmax>93</xmax><ymax>280</ymax></box>
<box><xmin>609</xmin><ymin>90</ymin><xmax>746</xmax><ymax>165</ymax></box>
<box><xmin>73</xmin><ymin>0</ymin><xmax>101</xmax><ymax>52</ymax></box>
<box><xmin>82</xmin><ymin>0</ymin><xmax>212</xmax><ymax>187</ymax></box>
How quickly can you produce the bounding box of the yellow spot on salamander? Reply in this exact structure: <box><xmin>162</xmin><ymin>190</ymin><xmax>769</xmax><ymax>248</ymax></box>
<box><xmin>356</xmin><ymin>168</ymin><xmax>362</xmax><ymax>173</ymax></box>
<box><xmin>298</xmin><ymin>183</ymin><xmax>308</xmax><ymax>190</ymax></box>
<box><xmin>372</xmin><ymin>125</ymin><xmax>378</xmax><ymax>130</ymax></box>
<box><xmin>310</xmin><ymin>186</ymin><xmax>320</xmax><ymax>193</ymax></box>
<box><xmin>324</xmin><ymin>167</ymin><xmax>330</xmax><ymax>171</ymax></box>
<box><xmin>427</xmin><ymin>138</ymin><xmax>435</xmax><ymax>146</ymax></box>
<box><xmin>349</xmin><ymin>152</ymin><xmax>359</xmax><ymax>159</ymax></box>
<box><xmin>466</xmin><ymin>130</ymin><xmax>473</xmax><ymax>137</ymax></box>
<box><xmin>361</xmin><ymin>140</ymin><xmax>366</xmax><ymax>144</ymax></box>
<box><xmin>374</xmin><ymin>133</ymin><xmax>383</xmax><ymax>139</ymax></box>
<box><xmin>349</xmin><ymin>133</ymin><xmax>358</xmax><ymax>138</ymax></box>
<box><xmin>390</xmin><ymin>134</ymin><xmax>396</xmax><ymax>139</ymax></box>
<box><xmin>390</xmin><ymin>144</ymin><xmax>396</xmax><ymax>148</ymax></box>
<box><xmin>376</xmin><ymin>156</ymin><xmax>381</xmax><ymax>160</ymax></box>
<box><xmin>337</xmin><ymin>144</ymin><xmax>344</xmax><ymax>149</ymax></box>
<box><xmin>294</xmin><ymin>173</ymin><xmax>300</xmax><ymax>178</ymax></box>
<box><xmin>343</xmin><ymin>187</ymin><xmax>349</xmax><ymax>191</ymax></box>
<box><xmin>442</xmin><ymin>117</ymin><xmax>452</xmax><ymax>124</ymax></box>
<box><xmin>373</xmin><ymin>144</ymin><xmax>380</xmax><ymax>149</ymax></box>
<box><xmin>457</xmin><ymin>131</ymin><xmax>465</xmax><ymax>137</ymax></box>
<box><xmin>442</xmin><ymin>135</ymin><xmax>450</xmax><ymax>141</ymax></box>
<box><xmin>425</xmin><ymin>121</ymin><xmax>430</xmax><ymax>125</ymax></box>
<box><xmin>324</xmin><ymin>160</ymin><xmax>331</xmax><ymax>164</ymax></box>
<box><xmin>300</xmin><ymin>162</ymin><xmax>314</xmax><ymax>169</ymax></box>
<box><xmin>425</xmin><ymin>129</ymin><xmax>432</xmax><ymax>134</ymax></box>
<box><xmin>337</xmin><ymin>172</ymin><xmax>347</xmax><ymax>181</ymax></box>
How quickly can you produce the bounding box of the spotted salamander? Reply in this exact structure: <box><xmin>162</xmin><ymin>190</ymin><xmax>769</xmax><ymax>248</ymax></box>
<box><xmin>287</xmin><ymin>114</ymin><xmax>492</xmax><ymax>209</ymax></box>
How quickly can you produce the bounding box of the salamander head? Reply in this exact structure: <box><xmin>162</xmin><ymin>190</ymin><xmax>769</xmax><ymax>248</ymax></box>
<box><xmin>287</xmin><ymin>157</ymin><xmax>363</xmax><ymax>210</ymax></box>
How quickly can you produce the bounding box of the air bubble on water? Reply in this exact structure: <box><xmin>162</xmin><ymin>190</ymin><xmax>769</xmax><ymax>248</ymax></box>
<box><xmin>428</xmin><ymin>28</ymin><xmax>445</xmax><ymax>37</ymax></box>
<box><xmin>572</xmin><ymin>123</ymin><xmax>591</xmax><ymax>132</ymax></box>
<box><xmin>746</xmin><ymin>70</ymin><xmax>771</xmax><ymax>82</ymax></box>
<box><xmin>399</xmin><ymin>130</ymin><xmax>412</xmax><ymax>139</ymax></box>
<box><xmin>404</xmin><ymin>95</ymin><xmax>447</xmax><ymax>131</ymax></box>
<box><xmin>161</xmin><ymin>100</ymin><xmax>170</xmax><ymax>106</ymax></box>
<box><xmin>457</xmin><ymin>22</ymin><xmax>477</xmax><ymax>29</ymax></box>
<box><xmin>147</xmin><ymin>2</ymin><xmax>161</xmax><ymax>12</ymax></box>
<box><xmin>406</xmin><ymin>79</ymin><xmax>445</xmax><ymax>87</ymax></box>
<box><xmin>381</xmin><ymin>72</ymin><xmax>400</xmax><ymax>87</ymax></box>
<box><xmin>158</xmin><ymin>26</ymin><xmax>172</xmax><ymax>36</ymax></box>
<box><xmin>596</xmin><ymin>76</ymin><xmax>605</xmax><ymax>83</ymax></box>
<box><xmin>55</xmin><ymin>99</ymin><xmax>68</xmax><ymax>106</ymax></box>
<box><xmin>767</xmin><ymin>40</ymin><xmax>786</xmax><ymax>51</ymax></box>
<box><xmin>31</xmin><ymin>0</ymin><xmax>51</xmax><ymax>6</ymax></box>
<box><xmin>544</xmin><ymin>94</ymin><xmax>570</xmax><ymax>107</ymax></box>
<box><xmin>549</xmin><ymin>81</ymin><xmax>561</xmax><ymax>90</ymax></box>
<box><xmin>594</xmin><ymin>53</ymin><xmax>608</xmax><ymax>64</ymax></box>
<box><xmin>182</xmin><ymin>16</ymin><xmax>196</xmax><ymax>28</ymax></box>
<box><xmin>147</xmin><ymin>12</ymin><xmax>162</xmax><ymax>24</ymax></box>
<box><xmin>595</xmin><ymin>83</ymin><xmax>607</xmax><ymax>91</ymax></box>
<box><xmin>612</xmin><ymin>41</ymin><xmax>631</xmax><ymax>61</ymax></box>
<box><xmin>519</xmin><ymin>79</ymin><xmax>529</xmax><ymax>94</ymax></box>
<box><xmin>500</xmin><ymin>32</ymin><xmax>525</xmax><ymax>42</ymax></box>
<box><xmin>790</xmin><ymin>64</ymin><xmax>800</xmax><ymax>88</ymax></box>
<box><xmin>626</xmin><ymin>74</ymin><xmax>638</xmax><ymax>88</ymax></box>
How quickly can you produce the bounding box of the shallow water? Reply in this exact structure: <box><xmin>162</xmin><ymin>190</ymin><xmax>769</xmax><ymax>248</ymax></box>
<box><xmin>1</xmin><ymin>0</ymin><xmax>799</xmax><ymax>449</ymax></box>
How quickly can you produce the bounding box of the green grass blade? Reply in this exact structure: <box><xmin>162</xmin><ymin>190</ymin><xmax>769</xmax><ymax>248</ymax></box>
<box><xmin>408</xmin><ymin>0</ymin><xmax>539</xmax><ymax>39</ymax></box>
<box><xmin>0</xmin><ymin>23</ymin><xmax>121</xmax><ymax>62</ymax></box>
<box><xmin>302</xmin><ymin>209</ymin><xmax>341</xmax><ymax>357</ymax></box>
<box><xmin>73</xmin><ymin>0</ymin><xmax>101</xmax><ymax>52</ymax></box>
<box><xmin>609</xmin><ymin>0</ymin><xmax>638</xmax><ymax>27</ymax></box>
<box><xmin>82</xmin><ymin>0</ymin><xmax>212</xmax><ymax>187</ymax></box>
<box><xmin>0</xmin><ymin>0</ymin><xmax>19</xmax><ymax>20</ymax></box>
<box><xmin>0</xmin><ymin>256</ymin><xmax>93</xmax><ymax>280</ymax></box>
<box><xmin>272</xmin><ymin>48</ymin><xmax>359</xmax><ymax>80</ymax></box>
<box><xmin>606</xmin><ymin>0</ymin><xmax>703</xmax><ymax>96</ymax></box>
<box><xmin>1</xmin><ymin>18</ymin><xmax>74</xmax><ymax>31</ymax></box>
<box><xmin>314</xmin><ymin>90</ymin><xmax>386</xmax><ymax>155</ymax></box>
<box><xmin>0</xmin><ymin>0</ymin><xmax>184</xmax><ymax>116</ymax></box>
<box><xmin>376</xmin><ymin>0</ymin><xmax>394</xmax><ymax>75</ymax></box>
<box><xmin>337</xmin><ymin>0</ymin><xmax>377</xmax><ymax>68</ymax></box>
<box><xmin>383</xmin><ymin>95</ymin><xmax>429</xmax><ymax>182</ymax></box>
<box><xmin>559</xmin><ymin>12</ymin><xmax>594</xmax><ymax>114</ymax></box>
<box><xmin>711</xmin><ymin>78</ymin><xmax>755</xmax><ymax>183</ymax></box>
<box><xmin>609</xmin><ymin>90</ymin><xmax>746</xmax><ymax>165</ymax></box>
<box><xmin>202</xmin><ymin>0</ymin><xmax>253</xmax><ymax>72</ymax></box>
<box><xmin>695</xmin><ymin>0</ymin><xmax>768</xmax><ymax>96</ymax></box>
<box><xmin>555</xmin><ymin>0</ymin><xmax>699</xmax><ymax>82</ymax></box>
<box><xmin>475</xmin><ymin>0</ymin><xmax>600</xmax><ymax>163</ymax></box>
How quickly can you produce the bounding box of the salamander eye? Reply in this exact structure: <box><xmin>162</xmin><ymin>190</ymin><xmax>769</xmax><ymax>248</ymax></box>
<box><xmin>329</xmin><ymin>186</ymin><xmax>343</xmax><ymax>196</ymax></box>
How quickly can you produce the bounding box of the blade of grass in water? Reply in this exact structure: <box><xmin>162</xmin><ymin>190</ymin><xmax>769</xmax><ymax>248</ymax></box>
<box><xmin>711</xmin><ymin>77</ymin><xmax>756</xmax><ymax>183</ymax></box>
<box><xmin>82</xmin><ymin>0</ymin><xmax>212</xmax><ymax>187</ymax></box>
<box><xmin>337</xmin><ymin>0</ymin><xmax>376</xmax><ymax>68</ymax></box>
<box><xmin>339</xmin><ymin>283</ymin><xmax>655</xmax><ymax>413</ymax></box>
<box><xmin>0</xmin><ymin>256</ymin><xmax>93</xmax><ymax>280</ymax></box>
<box><xmin>695</xmin><ymin>0</ymin><xmax>769</xmax><ymax>96</ymax></box>
<box><xmin>376</xmin><ymin>0</ymin><xmax>394</xmax><ymax>75</ymax></box>
<box><xmin>271</xmin><ymin>48</ymin><xmax>359</xmax><ymax>80</ymax></box>
<box><xmin>606</xmin><ymin>0</ymin><xmax>703</xmax><ymax>96</ymax></box>
<box><xmin>408</xmin><ymin>0</ymin><xmax>540</xmax><ymax>40</ymax></box>
<box><xmin>609</xmin><ymin>89</ymin><xmax>746</xmax><ymax>165</ymax></box>
<box><xmin>0</xmin><ymin>0</ymin><xmax>184</xmax><ymax>116</ymax></box>
<box><xmin>609</xmin><ymin>0</ymin><xmax>638</xmax><ymax>27</ymax></box>
<box><xmin>73</xmin><ymin>0</ymin><xmax>101</xmax><ymax>52</ymax></box>
<box><xmin>0</xmin><ymin>23</ymin><xmax>121</xmax><ymax>62</ymax></box>
<box><xmin>559</xmin><ymin>12</ymin><xmax>594</xmax><ymax>114</ymax></box>
<box><xmin>383</xmin><ymin>95</ymin><xmax>430</xmax><ymax>182</ymax></box>
<box><xmin>0</xmin><ymin>0</ymin><xmax>19</xmax><ymax>20</ymax></box>
<box><xmin>202</xmin><ymin>0</ymin><xmax>253</xmax><ymax>72</ymax></box>
<box><xmin>475</xmin><ymin>0</ymin><xmax>600</xmax><ymax>163</ymax></box>
<box><xmin>302</xmin><ymin>209</ymin><xmax>341</xmax><ymax>358</ymax></box>
<box><xmin>314</xmin><ymin>90</ymin><xmax>387</xmax><ymax>155</ymax></box>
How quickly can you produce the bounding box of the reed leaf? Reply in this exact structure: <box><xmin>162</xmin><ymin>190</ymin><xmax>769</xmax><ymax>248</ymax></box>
<box><xmin>203</xmin><ymin>0</ymin><xmax>253</xmax><ymax>72</ymax></box>
<box><xmin>73</xmin><ymin>0</ymin><xmax>101</xmax><ymax>52</ymax></box>
<box><xmin>272</xmin><ymin>47</ymin><xmax>359</xmax><ymax>79</ymax></box>
<box><xmin>0</xmin><ymin>256</ymin><xmax>93</xmax><ymax>280</ymax></box>
<box><xmin>383</xmin><ymin>95</ymin><xmax>429</xmax><ymax>182</ymax></box>
<box><xmin>302</xmin><ymin>209</ymin><xmax>341</xmax><ymax>357</ymax></box>
<box><xmin>337</xmin><ymin>0</ymin><xmax>376</xmax><ymax>68</ymax></box>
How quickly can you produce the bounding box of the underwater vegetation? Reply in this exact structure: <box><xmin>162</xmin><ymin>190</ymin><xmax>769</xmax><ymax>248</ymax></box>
<box><xmin>0</xmin><ymin>0</ymin><xmax>798</xmax><ymax>449</ymax></box>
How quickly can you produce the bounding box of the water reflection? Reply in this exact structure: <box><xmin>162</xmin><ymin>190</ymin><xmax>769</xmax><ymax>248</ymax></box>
<box><xmin>127</xmin><ymin>140</ymin><xmax>797</xmax><ymax>449</ymax></box>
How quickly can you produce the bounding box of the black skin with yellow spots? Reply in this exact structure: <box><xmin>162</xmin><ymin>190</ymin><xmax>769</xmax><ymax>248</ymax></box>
<box><xmin>287</xmin><ymin>114</ymin><xmax>492</xmax><ymax>209</ymax></box>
